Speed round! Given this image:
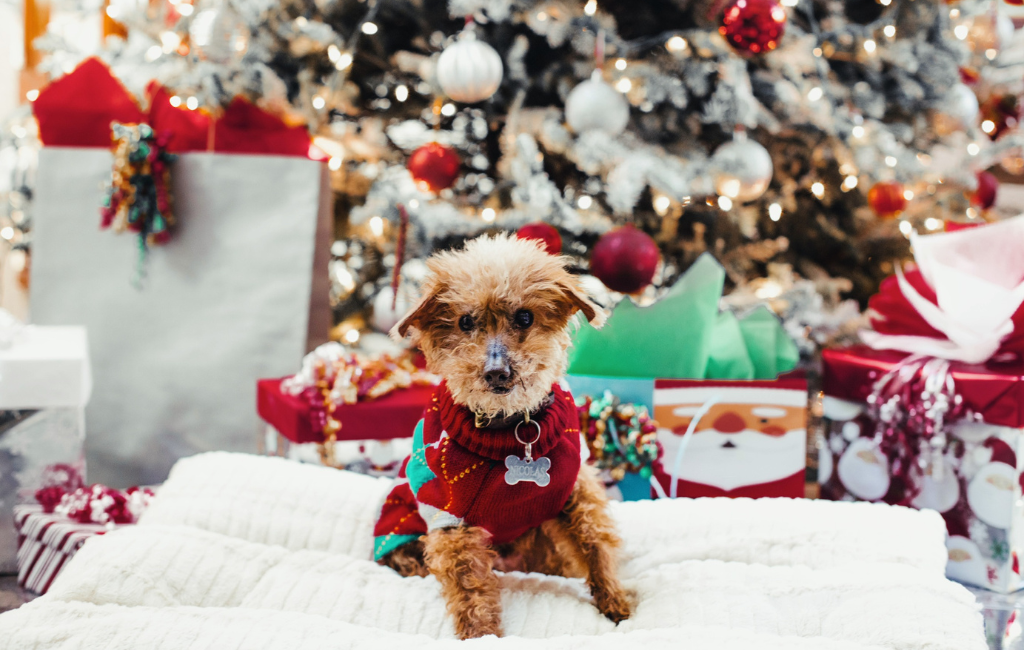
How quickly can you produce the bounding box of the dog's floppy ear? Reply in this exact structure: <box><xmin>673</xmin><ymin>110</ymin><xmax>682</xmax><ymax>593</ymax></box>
<box><xmin>558</xmin><ymin>276</ymin><xmax>607</xmax><ymax>329</ymax></box>
<box><xmin>390</xmin><ymin>291</ymin><xmax>443</xmax><ymax>341</ymax></box>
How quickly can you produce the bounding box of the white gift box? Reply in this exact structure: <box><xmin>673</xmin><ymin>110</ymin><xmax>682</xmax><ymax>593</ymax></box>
<box><xmin>0</xmin><ymin>324</ymin><xmax>91</xmax><ymax>573</ymax></box>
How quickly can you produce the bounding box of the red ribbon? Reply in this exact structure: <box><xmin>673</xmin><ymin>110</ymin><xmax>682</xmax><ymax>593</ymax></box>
<box><xmin>33</xmin><ymin>57</ymin><xmax>312</xmax><ymax>157</ymax></box>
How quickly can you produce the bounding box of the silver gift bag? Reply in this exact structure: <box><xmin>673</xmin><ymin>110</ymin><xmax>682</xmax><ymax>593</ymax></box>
<box><xmin>30</xmin><ymin>149</ymin><xmax>332</xmax><ymax>486</ymax></box>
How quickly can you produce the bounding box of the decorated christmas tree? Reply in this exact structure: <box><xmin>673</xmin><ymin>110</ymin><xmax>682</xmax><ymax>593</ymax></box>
<box><xmin>6</xmin><ymin>0</ymin><xmax>1024</xmax><ymax>353</ymax></box>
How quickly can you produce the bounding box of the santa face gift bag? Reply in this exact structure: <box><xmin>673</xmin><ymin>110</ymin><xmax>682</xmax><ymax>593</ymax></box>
<box><xmin>652</xmin><ymin>378</ymin><xmax>808</xmax><ymax>499</ymax></box>
<box><xmin>27</xmin><ymin>60</ymin><xmax>331</xmax><ymax>486</ymax></box>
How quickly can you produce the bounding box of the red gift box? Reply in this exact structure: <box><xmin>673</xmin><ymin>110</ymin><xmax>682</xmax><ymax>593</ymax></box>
<box><xmin>257</xmin><ymin>379</ymin><xmax>433</xmax><ymax>444</ymax></box>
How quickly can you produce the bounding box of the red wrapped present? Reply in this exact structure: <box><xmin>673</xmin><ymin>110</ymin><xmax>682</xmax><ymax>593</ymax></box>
<box><xmin>820</xmin><ymin>216</ymin><xmax>1024</xmax><ymax>593</ymax></box>
<box><xmin>257</xmin><ymin>343</ymin><xmax>437</xmax><ymax>475</ymax></box>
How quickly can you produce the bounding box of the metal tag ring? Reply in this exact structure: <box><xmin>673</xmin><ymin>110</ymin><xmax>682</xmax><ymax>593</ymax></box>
<box><xmin>514</xmin><ymin>419</ymin><xmax>541</xmax><ymax>446</ymax></box>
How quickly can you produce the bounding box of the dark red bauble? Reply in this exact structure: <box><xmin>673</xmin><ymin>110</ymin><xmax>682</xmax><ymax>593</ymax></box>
<box><xmin>970</xmin><ymin>171</ymin><xmax>999</xmax><ymax>209</ymax></box>
<box><xmin>1006</xmin><ymin>0</ymin><xmax>1023</xmax><ymax>7</ymax></box>
<box><xmin>719</xmin><ymin>0</ymin><xmax>787</xmax><ymax>55</ymax></box>
<box><xmin>516</xmin><ymin>222</ymin><xmax>562</xmax><ymax>255</ymax></box>
<box><xmin>590</xmin><ymin>225</ymin><xmax>659</xmax><ymax>294</ymax></box>
<box><xmin>867</xmin><ymin>181</ymin><xmax>907</xmax><ymax>219</ymax></box>
<box><xmin>408</xmin><ymin>142</ymin><xmax>461</xmax><ymax>193</ymax></box>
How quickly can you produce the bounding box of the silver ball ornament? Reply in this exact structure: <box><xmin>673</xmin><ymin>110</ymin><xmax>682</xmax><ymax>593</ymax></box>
<box><xmin>565</xmin><ymin>71</ymin><xmax>630</xmax><ymax>136</ymax></box>
<box><xmin>436</xmin><ymin>31</ymin><xmax>503</xmax><ymax>104</ymax></box>
<box><xmin>188</xmin><ymin>0</ymin><xmax>248</xmax><ymax>64</ymax></box>
<box><xmin>712</xmin><ymin>135</ymin><xmax>773</xmax><ymax>203</ymax></box>
<box><xmin>947</xmin><ymin>83</ymin><xmax>980</xmax><ymax>129</ymax></box>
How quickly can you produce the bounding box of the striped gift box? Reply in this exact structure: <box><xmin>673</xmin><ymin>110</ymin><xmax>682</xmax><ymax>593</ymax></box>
<box><xmin>13</xmin><ymin>504</ymin><xmax>115</xmax><ymax>594</ymax></box>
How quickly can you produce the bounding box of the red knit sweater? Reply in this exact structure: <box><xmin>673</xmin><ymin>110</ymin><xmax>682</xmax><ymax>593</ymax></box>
<box><xmin>373</xmin><ymin>382</ymin><xmax>581</xmax><ymax>560</ymax></box>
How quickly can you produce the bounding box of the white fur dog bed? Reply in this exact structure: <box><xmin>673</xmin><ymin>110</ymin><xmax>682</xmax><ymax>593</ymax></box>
<box><xmin>0</xmin><ymin>452</ymin><xmax>984</xmax><ymax>650</ymax></box>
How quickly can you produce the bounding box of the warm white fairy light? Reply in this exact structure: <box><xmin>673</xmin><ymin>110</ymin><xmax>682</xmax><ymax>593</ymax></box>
<box><xmin>852</xmin><ymin>125</ymin><xmax>865</xmax><ymax>138</ymax></box>
<box><xmin>885</xmin><ymin>155</ymin><xmax>897</xmax><ymax>167</ymax></box>
<box><xmin>344</xmin><ymin>329</ymin><xmax>360</xmax><ymax>344</ymax></box>
<box><xmin>949</xmin><ymin>8</ymin><xmax>959</xmax><ymax>17</ymax></box>
<box><xmin>361</xmin><ymin>22</ymin><xmax>378</xmax><ymax>35</ymax></box>
<box><xmin>615</xmin><ymin>78</ymin><xmax>632</xmax><ymax>93</ymax></box>
<box><xmin>898</xmin><ymin>220</ymin><xmax>913</xmax><ymax>236</ymax></box>
<box><xmin>177</xmin><ymin>3</ymin><xmax>193</xmax><ymax>15</ymax></box>
<box><xmin>312</xmin><ymin>96</ymin><xmax>326</xmax><ymax>110</ymax></box>
<box><xmin>863</xmin><ymin>39</ymin><xmax>876</xmax><ymax>53</ymax></box>
<box><xmin>186</xmin><ymin>96</ymin><xmax>199</xmax><ymax>110</ymax></box>
<box><xmin>369</xmin><ymin>216</ymin><xmax>385</xmax><ymax>237</ymax></box>
<box><xmin>169</xmin><ymin>95</ymin><xmax>182</xmax><ymax>107</ymax></box>
<box><xmin>967</xmin><ymin>143</ymin><xmax>980</xmax><ymax>156</ymax></box>
<box><xmin>25</xmin><ymin>89</ymin><xmax>39</xmax><ymax>102</ymax></box>
<box><xmin>408</xmin><ymin>199</ymin><xmax>420</xmax><ymax>209</ymax></box>
<box><xmin>768</xmin><ymin>203</ymin><xmax>782</xmax><ymax>221</ymax></box>
<box><xmin>954</xmin><ymin>25</ymin><xmax>969</xmax><ymax>40</ymax></box>
<box><xmin>842</xmin><ymin>175</ymin><xmax>858</xmax><ymax>191</ymax></box>
<box><xmin>584</xmin><ymin>0</ymin><xmax>598</xmax><ymax>15</ymax></box>
<box><xmin>813</xmin><ymin>47</ymin><xmax>822</xmax><ymax>57</ymax></box>
<box><xmin>161</xmin><ymin>31</ymin><xmax>181</xmax><ymax>52</ymax></box>
<box><xmin>903</xmin><ymin>189</ymin><xmax>914</xmax><ymax>200</ymax></box>
<box><xmin>781</xmin><ymin>0</ymin><xmax>798</xmax><ymax>7</ymax></box>
<box><xmin>577</xmin><ymin>195</ymin><xmax>593</xmax><ymax>209</ymax></box>
<box><xmin>666</xmin><ymin>36</ymin><xmax>687</xmax><ymax>53</ymax></box>
<box><xmin>328</xmin><ymin>157</ymin><xmax>342</xmax><ymax>171</ymax></box>
<box><xmin>883</xmin><ymin>25</ymin><xmax>895</xmax><ymax>37</ymax></box>
<box><xmin>982</xmin><ymin>120</ymin><xmax>995</xmax><ymax>134</ymax></box>
<box><xmin>925</xmin><ymin>218</ymin><xmax>942</xmax><ymax>231</ymax></box>
<box><xmin>967</xmin><ymin>207</ymin><xmax>979</xmax><ymax>219</ymax></box>
<box><xmin>653</xmin><ymin>195</ymin><xmax>671</xmax><ymax>215</ymax></box>
<box><xmin>615</xmin><ymin>58</ymin><xmax>627</xmax><ymax>71</ymax></box>
<box><xmin>811</xmin><ymin>182</ymin><xmax>825</xmax><ymax>198</ymax></box>
<box><xmin>0</xmin><ymin>227</ymin><xmax>13</xmax><ymax>240</ymax></box>
<box><xmin>395</xmin><ymin>85</ymin><xmax>408</xmax><ymax>102</ymax></box>
<box><xmin>482</xmin><ymin>208</ymin><xmax>496</xmax><ymax>222</ymax></box>
<box><xmin>441</xmin><ymin>103</ymin><xmax>456</xmax><ymax>116</ymax></box>
<box><xmin>807</xmin><ymin>87</ymin><xmax>823</xmax><ymax>101</ymax></box>
<box><xmin>336</xmin><ymin>52</ymin><xmax>353</xmax><ymax>70</ymax></box>
<box><xmin>718</xmin><ymin>196</ymin><xmax>733</xmax><ymax>211</ymax></box>
<box><xmin>146</xmin><ymin>45</ymin><xmax>162</xmax><ymax>62</ymax></box>
<box><xmin>986</xmin><ymin>49</ymin><xmax>997</xmax><ymax>61</ymax></box>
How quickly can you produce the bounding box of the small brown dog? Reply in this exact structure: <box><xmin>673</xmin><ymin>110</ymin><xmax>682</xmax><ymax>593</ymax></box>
<box><xmin>372</xmin><ymin>233</ymin><xmax>632</xmax><ymax>639</ymax></box>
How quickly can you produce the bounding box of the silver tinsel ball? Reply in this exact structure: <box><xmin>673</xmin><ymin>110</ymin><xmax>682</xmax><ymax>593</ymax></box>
<box><xmin>712</xmin><ymin>134</ymin><xmax>773</xmax><ymax>203</ymax></box>
<box><xmin>188</xmin><ymin>0</ymin><xmax>248</xmax><ymax>64</ymax></box>
<box><xmin>436</xmin><ymin>31</ymin><xmax>504</xmax><ymax>104</ymax></box>
<box><xmin>565</xmin><ymin>71</ymin><xmax>630</xmax><ymax>136</ymax></box>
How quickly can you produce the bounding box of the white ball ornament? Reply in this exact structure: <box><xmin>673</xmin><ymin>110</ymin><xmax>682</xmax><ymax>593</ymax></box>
<box><xmin>371</xmin><ymin>286</ymin><xmax>413</xmax><ymax>334</ymax></box>
<box><xmin>188</xmin><ymin>0</ymin><xmax>249</xmax><ymax>64</ymax></box>
<box><xmin>837</xmin><ymin>438</ymin><xmax>890</xmax><ymax>501</ymax></box>
<box><xmin>436</xmin><ymin>31</ymin><xmax>504</xmax><ymax>104</ymax></box>
<box><xmin>565</xmin><ymin>71</ymin><xmax>630</xmax><ymax>136</ymax></box>
<box><xmin>947</xmin><ymin>83</ymin><xmax>980</xmax><ymax>129</ymax></box>
<box><xmin>712</xmin><ymin>133</ymin><xmax>774</xmax><ymax>203</ymax></box>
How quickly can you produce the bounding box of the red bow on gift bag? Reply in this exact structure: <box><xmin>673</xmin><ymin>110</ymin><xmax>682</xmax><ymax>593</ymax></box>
<box><xmin>864</xmin><ymin>216</ymin><xmax>1024</xmax><ymax>364</ymax></box>
<box><xmin>32</xmin><ymin>57</ymin><xmax>312</xmax><ymax>157</ymax></box>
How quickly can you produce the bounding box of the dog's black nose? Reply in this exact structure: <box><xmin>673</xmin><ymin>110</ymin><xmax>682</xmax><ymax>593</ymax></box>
<box><xmin>484</xmin><ymin>341</ymin><xmax>512</xmax><ymax>388</ymax></box>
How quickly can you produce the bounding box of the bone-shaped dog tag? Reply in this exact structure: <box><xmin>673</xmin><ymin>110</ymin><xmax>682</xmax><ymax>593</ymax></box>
<box><xmin>504</xmin><ymin>455</ymin><xmax>551</xmax><ymax>487</ymax></box>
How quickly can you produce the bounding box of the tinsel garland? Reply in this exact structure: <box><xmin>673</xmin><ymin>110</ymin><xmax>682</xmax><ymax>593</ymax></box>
<box><xmin>577</xmin><ymin>391</ymin><xmax>661</xmax><ymax>481</ymax></box>
<box><xmin>100</xmin><ymin>122</ymin><xmax>176</xmax><ymax>277</ymax></box>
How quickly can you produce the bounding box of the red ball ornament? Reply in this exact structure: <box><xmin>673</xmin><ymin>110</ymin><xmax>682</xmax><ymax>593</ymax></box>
<box><xmin>867</xmin><ymin>181</ymin><xmax>907</xmax><ymax>219</ymax></box>
<box><xmin>516</xmin><ymin>222</ymin><xmax>562</xmax><ymax>255</ymax></box>
<box><xmin>970</xmin><ymin>171</ymin><xmax>999</xmax><ymax>209</ymax></box>
<box><xmin>408</xmin><ymin>142</ymin><xmax>460</xmax><ymax>193</ymax></box>
<box><xmin>719</xmin><ymin>0</ymin><xmax>787</xmax><ymax>55</ymax></box>
<box><xmin>590</xmin><ymin>225</ymin><xmax>659</xmax><ymax>294</ymax></box>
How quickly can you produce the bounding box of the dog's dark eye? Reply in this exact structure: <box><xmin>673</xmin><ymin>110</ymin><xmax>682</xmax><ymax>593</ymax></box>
<box><xmin>513</xmin><ymin>309</ymin><xmax>533</xmax><ymax>329</ymax></box>
<box><xmin>458</xmin><ymin>314</ymin><xmax>475</xmax><ymax>332</ymax></box>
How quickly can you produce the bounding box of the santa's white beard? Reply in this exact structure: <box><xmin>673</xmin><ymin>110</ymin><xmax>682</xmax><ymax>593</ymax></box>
<box><xmin>661</xmin><ymin>428</ymin><xmax>806</xmax><ymax>491</ymax></box>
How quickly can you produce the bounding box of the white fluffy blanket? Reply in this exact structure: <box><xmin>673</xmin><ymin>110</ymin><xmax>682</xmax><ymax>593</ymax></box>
<box><xmin>0</xmin><ymin>452</ymin><xmax>985</xmax><ymax>650</ymax></box>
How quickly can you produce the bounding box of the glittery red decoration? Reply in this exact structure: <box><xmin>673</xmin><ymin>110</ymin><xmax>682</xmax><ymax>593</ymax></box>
<box><xmin>407</xmin><ymin>142</ymin><xmax>461</xmax><ymax>193</ymax></box>
<box><xmin>867</xmin><ymin>181</ymin><xmax>906</xmax><ymax>219</ymax></box>
<box><xmin>516</xmin><ymin>222</ymin><xmax>562</xmax><ymax>254</ymax></box>
<box><xmin>970</xmin><ymin>171</ymin><xmax>999</xmax><ymax>209</ymax></box>
<box><xmin>590</xmin><ymin>224</ymin><xmax>659</xmax><ymax>294</ymax></box>
<box><xmin>719</xmin><ymin>0</ymin><xmax>787</xmax><ymax>55</ymax></box>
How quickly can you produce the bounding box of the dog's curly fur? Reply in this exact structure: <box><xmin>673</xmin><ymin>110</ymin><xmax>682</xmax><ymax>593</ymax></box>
<box><xmin>386</xmin><ymin>234</ymin><xmax>632</xmax><ymax>639</ymax></box>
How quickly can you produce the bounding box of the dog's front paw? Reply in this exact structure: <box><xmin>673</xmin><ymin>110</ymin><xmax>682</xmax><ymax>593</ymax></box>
<box><xmin>454</xmin><ymin>615</ymin><xmax>503</xmax><ymax>640</ymax></box>
<box><xmin>595</xmin><ymin>587</ymin><xmax>633</xmax><ymax>624</ymax></box>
